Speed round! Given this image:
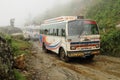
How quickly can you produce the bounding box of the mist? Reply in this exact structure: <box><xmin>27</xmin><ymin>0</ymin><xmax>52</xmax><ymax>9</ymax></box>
<box><xmin>28</xmin><ymin>0</ymin><xmax>99</xmax><ymax>25</ymax></box>
<box><xmin>0</xmin><ymin>0</ymin><xmax>99</xmax><ymax>27</ymax></box>
<box><xmin>0</xmin><ymin>0</ymin><xmax>72</xmax><ymax>27</ymax></box>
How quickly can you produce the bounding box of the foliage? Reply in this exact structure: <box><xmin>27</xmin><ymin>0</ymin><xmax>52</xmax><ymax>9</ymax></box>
<box><xmin>11</xmin><ymin>35</ymin><xmax>31</xmax><ymax>80</ymax></box>
<box><xmin>0</xmin><ymin>34</ymin><xmax>31</xmax><ymax>56</ymax></box>
<box><xmin>86</xmin><ymin>0</ymin><xmax>120</xmax><ymax>31</ymax></box>
<box><xmin>0</xmin><ymin>34</ymin><xmax>15</xmax><ymax>80</ymax></box>
<box><xmin>0</xmin><ymin>34</ymin><xmax>31</xmax><ymax>80</ymax></box>
<box><xmin>11</xmin><ymin>35</ymin><xmax>31</xmax><ymax>56</ymax></box>
<box><xmin>14</xmin><ymin>69</ymin><xmax>26</xmax><ymax>80</ymax></box>
<box><xmin>101</xmin><ymin>29</ymin><xmax>120</xmax><ymax>57</ymax></box>
<box><xmin>86</xmin><ymin>0</ymin><xmax>120</xmax><ymax>57</ymax></box>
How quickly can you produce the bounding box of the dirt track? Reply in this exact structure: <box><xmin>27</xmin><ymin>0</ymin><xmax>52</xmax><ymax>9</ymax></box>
<box><xmin>26</xmin><ymin>41</ymin><xmax>120</xmax><ymax>80</ymax></box>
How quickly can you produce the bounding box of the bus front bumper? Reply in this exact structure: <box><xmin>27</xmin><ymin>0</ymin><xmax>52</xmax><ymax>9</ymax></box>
<box><xmin>67</xmin><ymin>49</ymin><xmax>100</xmax><ymax>57</ymax></box>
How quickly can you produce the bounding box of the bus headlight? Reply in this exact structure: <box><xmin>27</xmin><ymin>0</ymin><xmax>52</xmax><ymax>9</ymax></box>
<box><xmin>70</xmin><ymin>46</ymin><xmax>76</xmax><ymax>50</ymax></box>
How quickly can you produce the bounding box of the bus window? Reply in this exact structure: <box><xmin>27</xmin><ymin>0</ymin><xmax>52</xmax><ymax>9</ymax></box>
<box><xmin>40</xmin><ymin>29</ymin><xmax>43</xmax><ymax>34</ymax></box>
<box><xmin>84</xmin><ymin>24</ymin><xmax>99</xmax><ymax>35</ymax></box>
<box><xmin>68</xmin><ymin>20</ymin><xmax>83</xmax><ymax>36</ymax></box>
<box><xmin>56</xmin><ymin>29</ymin><xmax>59</xmax><ymax>36</ymax></box>
<box><xmin>48</xmin><ymin>29</ymin><xmax>50</xmax><ymax>35</ymax></box>
<box><xmin>44</xmin><ymin>29</ymin><xmax>48</xmax><ymax>35</ymax></box>
<box><xmin>53</xmin><ymin>29</ymin><xmax>55</xmax><ymax>35</ymax></box>
<box><xmin>39</xmin><ymin>30</ymin><xmax>41</xmax><ymax>34</ymax></box>
<box><xmin>42</xmin><ymin>30</ymin><xmax>44</xmax><ymax>34</ymax></box>
<box><xmin>61</xmin><ymin>29</ymin><xmax>65</xmax><ymax>37</ymax></box>
<box><xmin>49</xmin><ymin>29</ymin><xmax>53</xmax><ymax>35</ymax></box>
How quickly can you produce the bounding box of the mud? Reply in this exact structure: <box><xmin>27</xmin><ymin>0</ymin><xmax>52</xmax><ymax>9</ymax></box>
<box><xmin>26</xmin><ymin>41</ymin><xmax>120</xmax><ymax>80</ymax></box>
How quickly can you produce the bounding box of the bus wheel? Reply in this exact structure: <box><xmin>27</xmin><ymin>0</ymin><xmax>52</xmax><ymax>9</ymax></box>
<box><xmin>86</xmin><ymin>55</ymin><xmax>94</xmax><ymax>60</ymax></box>
<box><xmin>42</xmin><ymin>44</ymin><xmax>49</xmax><ymax>53</ymax></box>
<box><xmin>59</xmin><ymin>48</ymin><xmax>69</xmax><ymax>62</ymax></box>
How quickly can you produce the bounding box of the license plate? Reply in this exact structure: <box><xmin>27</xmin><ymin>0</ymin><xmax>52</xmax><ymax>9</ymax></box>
<box><xmin>84</xmin><ymin>51</ymin><xmax>91</xmax><ymax>55</ymax></box>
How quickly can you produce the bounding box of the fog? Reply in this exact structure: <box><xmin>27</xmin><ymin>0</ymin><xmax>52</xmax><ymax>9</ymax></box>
<box><xmin>0</xmin><ymin>0</ymin><xmax>72</xmax><ymax>27</ymax></box>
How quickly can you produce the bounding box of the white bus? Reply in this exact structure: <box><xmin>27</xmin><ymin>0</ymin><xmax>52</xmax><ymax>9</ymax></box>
<box><xmin>23</xmin><ymin>25</ymin><xmax>40</xmax><ymax>40</ymax></box>
<box><xmin>39</xmin><ymin>16</ymin><xmax>100</xmax><ymax>62</ymax></box>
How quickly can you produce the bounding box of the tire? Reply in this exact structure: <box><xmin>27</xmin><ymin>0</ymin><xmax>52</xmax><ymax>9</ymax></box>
<box><xmin>42</xmin><ymin>43</ymin><xmax>49</xmax><ymax>53</ymax></box>
<box><xmin>59</xmin><ymin>48</ymin><xmax>69</xmax><ymax>62</ymax></box>
<box><xmin>86</xmin><ymin>55</ymin><xmax>94</xmax><ymax>60</ymax></box>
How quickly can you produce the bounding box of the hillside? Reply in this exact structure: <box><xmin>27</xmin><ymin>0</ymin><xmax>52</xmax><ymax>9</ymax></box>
<box><xmin>32</xmin><ymin>0</ymin><xmax>120</xmax><ymax>30</ymax></box>
<box><xmin>0</xmin><ymin>26</ymin><xmax>22</xmax><ymax>34</ymax></box>
<box><xmin>86</xmin><ymin>0</ymin><xmax>120</xmax><ymax>30</ymax></box>
<box><xmin>85</xmin><ymin>0</ymin><xmax>120</xmax><ymax>56</ymax></box>
<box><xmin>30</xmin><ymin>0</ymin><xmax>100</xmax><ymax>25</ymax></box>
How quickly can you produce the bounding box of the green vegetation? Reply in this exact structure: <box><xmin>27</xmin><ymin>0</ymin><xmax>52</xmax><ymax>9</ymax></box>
<box><xmin>11</xmin><ymin>37</ymin><xmax>31</xmax><ymax>56</ymax></box>
<box><xmin>86</xmin><ymin>0</ymin><xmax>120</xmax><ymax>30</ymax></box>
<box><xmin>101</xmin><ymin>30</ymin><xmax>120</xmax><ymax>57</ymax></box>
<box><xmin>11</xmin><ymin>35</ymin><xmax>31</xmax><ymax>80</ymax></box>
<box><xmin>86</xmin><ymin>0</ymin><xmax>120</xmax><ymax>56</ymax></box>
<box><xmin>3</xmin><ymin>34</ymin><xmax>31</xmax><ymax>57</ymax></box>
<box><xmin>14</xmin><ymin>69</ymin><xmax>26</xmax><ymax>80</ymax></box>
<box><xmin>0</xmin><ymin>33</ymin><xmax>31</xmax><ymax>80</ymax></box>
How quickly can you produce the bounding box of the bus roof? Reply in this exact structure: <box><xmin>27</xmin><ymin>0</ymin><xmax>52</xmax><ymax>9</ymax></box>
<box><xmin>43</xmin><ymin>16</ymin><xmax>84</xmax><ymax>24</ymax></box>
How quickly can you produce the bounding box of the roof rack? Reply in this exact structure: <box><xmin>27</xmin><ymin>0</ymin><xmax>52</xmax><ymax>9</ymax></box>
<box><xmin>44</xmin><ymin>16</ymin><xmax>84</xmax><ymax>24</ymax></box>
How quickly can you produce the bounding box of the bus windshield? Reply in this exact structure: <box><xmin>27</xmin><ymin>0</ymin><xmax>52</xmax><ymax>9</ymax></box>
<box><xmin>68</xmin><ymin>20</ymin><xmax>99</xmax><ymax>36</ymax></box>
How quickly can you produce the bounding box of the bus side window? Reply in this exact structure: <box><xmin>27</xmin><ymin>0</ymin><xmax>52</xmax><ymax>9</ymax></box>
<box><xmin>39</xmin><ymin>30</ymin><xmax>41</xmax><ymax>34</ymax></box>
<box><xmin>42</xmin><ymin>30</ymin><xmax>44</xmax><ymax>34</ymax></box>
<box><xmin>53</xmin><ymin>29</ymin><xmax>55</xmax><ymax>35</ymax></box>
<box><xmin>47</xmin><ymin>29</ymin><xmax>50</xmax><ymax>35</ymax></box>
<box><xmin>61</xmin><ymin>29</ymin><xmax>65</xmax><ymax>36</ymax></box>
<box><xmin>40</xmin><ymin>29</ymin><xmax>43</xmax><ymax>34</ymax></box>
<box><xmin>53</xmin><ymin>29</ymin><xmax>57</xmax><ymax>36</ymax></box>
<box><xmin>49</xmin><ymin>29</ymin><xmax>52</xmax><ymax>35</ymax></box>
<box><xmin>56</xmin><ymin>29</ymin><xmax>59</xmax><ymax>36</ymax></box>
<box><xmin>44</xmin><ymin>29</ymin><xmax>48</xmax><ymax>35</ymax></box>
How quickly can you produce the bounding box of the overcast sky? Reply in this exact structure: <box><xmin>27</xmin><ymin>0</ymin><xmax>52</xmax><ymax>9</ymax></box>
<box><xmin>0</xmin><ymin>0</ymin><xmax>71</xmax><ymax>27</ymax></box>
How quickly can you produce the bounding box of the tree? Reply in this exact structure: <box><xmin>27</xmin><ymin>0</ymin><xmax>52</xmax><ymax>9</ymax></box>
<box><xmin>10</xmin><ymin>18</ymin><xmax>15</xmax><ymax>27</ymax></box>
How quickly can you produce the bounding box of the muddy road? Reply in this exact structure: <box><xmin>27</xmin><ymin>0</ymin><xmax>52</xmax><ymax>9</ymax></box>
<box><xmin>26</xmin><ymin>41</ymin><xmax>120</xmax><ymax>80</ymax></box>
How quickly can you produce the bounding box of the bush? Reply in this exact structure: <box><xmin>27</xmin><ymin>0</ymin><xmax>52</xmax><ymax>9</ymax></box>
<box><xmin>14</xmin><ymin>69</ymin><xmax>26</xmax><ymax>80</ymax></box>
<box><xmin>0</xmin><ymin>34</ymin><xmax>31</xmax><ymax>80</ymax></box>
<box><xmin>11</xmin><ymin>37</ymin><xmax>31</xmax><ymax>56</ymax></box>
<box><xmin>101</xmin><ymin>29</ymin><xmax>120</xmax><ymax>57</ymax></box>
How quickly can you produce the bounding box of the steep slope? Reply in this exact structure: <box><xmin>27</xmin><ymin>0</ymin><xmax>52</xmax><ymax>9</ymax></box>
<box><xmin>86</xmin><ymin>0</ymin><xmax>120</xmax><ymax>56</ymax></box>
<box><xmin>86</xmin><ymin>0</ymin><xmax>120</xmax><ymax>30</ymax></box>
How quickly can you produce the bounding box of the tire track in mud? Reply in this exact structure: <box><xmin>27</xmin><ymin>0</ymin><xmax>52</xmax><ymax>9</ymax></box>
<box><xmin>31</xmin><ymin>42</ymin><xmax>120</xmax><ymax>80</ymax></box>
<box><xmin>31</xmin><ymin>42</ymin><xmax>92</xmax><ymax>80</ymax></box>
<box><xmin>58</xmin><ymin>62</ymin><xmax>120</xmax><ymax>80</ymax></box>
<box><xmin>43</xmin><ymin>52</ymin><xmax>120</xmax><ymax>80</ymax></box>
<box><xmin>46</xmin><ymin>52</ymin><xmax>120</xmax><ymax>80</ymax></box>
<box><xmin>42</xmin><ymin>47</ymin><xmax>120</xmax><ymax>80</ymax></box>
<box><xmin>82</xmin><ymin>58</ymin><xmax>120</xmax><ymax>78</ymax></box>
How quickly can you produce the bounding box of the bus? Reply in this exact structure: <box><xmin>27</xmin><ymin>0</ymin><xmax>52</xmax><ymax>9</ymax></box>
<box><xmin>23</xmin><ymin>25</ymin><xmax>40</xmax><ymax>40</ymax></box>
<box><xmin>39</xmin><ymin>16</ymin><xmax>100</xmax><ymax>62</ymax></box>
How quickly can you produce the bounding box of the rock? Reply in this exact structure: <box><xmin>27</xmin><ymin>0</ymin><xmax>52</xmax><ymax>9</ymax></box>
<box><xmin>14</xmin><ymin>54</ymin><xmax>26</xmax><ymax>70</ymax></box>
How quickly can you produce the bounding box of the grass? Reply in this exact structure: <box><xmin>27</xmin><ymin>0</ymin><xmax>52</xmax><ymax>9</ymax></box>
<box><xmin>14</xmin><ymin>69</ymin><xmax>27</xmax><ymax>80</ymax></box>
<box><xmin>0</xmin><ymin>34</ymin><xmax>30</xmax><ymax>80</ymax></box>
<box><xmin>11</xmin><ymin>36</ymin><xmax>32</xmax><ymax>80</ymax></box>
<box><xmin>11</xmin><ymin>35</ymin><xmax>32</xmax><ymax>80</ymax></box>
<box><xmin>11</xmin><ymin>37</ymin><xmax>31</xmax><ymax>56</ymax></box>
